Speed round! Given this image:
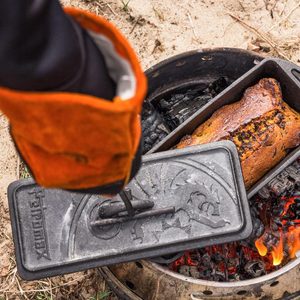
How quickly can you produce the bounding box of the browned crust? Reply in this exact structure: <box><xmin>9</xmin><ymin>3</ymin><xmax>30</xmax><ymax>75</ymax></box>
<box><xmin>177</xmin><ymin>78</ymin><xmax>300</xmax><ymax>188</ymax></box>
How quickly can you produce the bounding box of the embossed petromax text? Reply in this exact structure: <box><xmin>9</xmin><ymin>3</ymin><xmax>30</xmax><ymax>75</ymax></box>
<box><xmin>28</xmin><ymin>189</ymin><xmax>51</xmax><ymax>260</ymax></box>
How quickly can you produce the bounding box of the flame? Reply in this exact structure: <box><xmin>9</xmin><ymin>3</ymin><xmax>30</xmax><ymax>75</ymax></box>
<box><xmin>255</xmin><ymin>196</ymin><xmax>300</xmax><ymax>266</ymax></box>
<box><xmin>171</xmin><ymin>194</ymin><xmax>299</xmax><ymax>280</ymax></box>
<box><xmin>288</xmin><ymin>227</ymin><xmax>300</xmax><ymax>258</ymax></box>
<box><xmin>255</xmin><ymin>238</ymin><xmax>268</xmax><ymax>256</ymax></box>
<box><xmin>271</xmin><ymin>234</ymin><xmax>284</xmax><ymax>266</ymax></box>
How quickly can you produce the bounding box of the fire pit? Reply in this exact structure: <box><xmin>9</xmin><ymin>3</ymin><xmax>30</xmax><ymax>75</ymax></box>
<box><xmin>100</xmin><ymin>48</ymin><xmax>300</xmax><ymax>299</ymax></box>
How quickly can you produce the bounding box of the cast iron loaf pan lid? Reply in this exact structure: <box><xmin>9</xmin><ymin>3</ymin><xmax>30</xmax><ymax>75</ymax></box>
<box><xmin>149</xmin><ymin>58</ymin><xmax>300</xmax><ymax>198</ymax></box>
<box><xmin>8</xmin><ymin>141</ymin><xmax>252</xmax><ymax>280</ymax></box>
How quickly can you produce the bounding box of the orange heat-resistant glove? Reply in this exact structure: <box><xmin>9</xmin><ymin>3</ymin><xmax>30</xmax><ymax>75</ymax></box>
<box><xmin>0</xmin><ymin>8</ymin><xmax>147</xmax><ymax>191</ymax></box>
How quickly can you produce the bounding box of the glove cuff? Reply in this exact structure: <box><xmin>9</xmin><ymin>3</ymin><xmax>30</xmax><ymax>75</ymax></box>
<box><xmin>0</xmin><ymin>8</ymin><xmax>147</xmax><ymax>190</ymax></box>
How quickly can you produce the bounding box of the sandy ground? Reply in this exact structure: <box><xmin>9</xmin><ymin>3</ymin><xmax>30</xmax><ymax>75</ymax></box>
<box><xmin>0</xmin><ymin>0</ymin><xmax>299</xmax><ymax>299</ymax></box>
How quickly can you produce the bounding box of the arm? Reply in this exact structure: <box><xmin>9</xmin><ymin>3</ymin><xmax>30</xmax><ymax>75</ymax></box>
<box><xmin>0</xmin><ymin>0</ymin><xmax>115</xmax><ymax>99</ymax></box>
<box><xmin>0</xmin><ymin>1</ymin><xmax>146</xmax><ymax>194</ymax></box>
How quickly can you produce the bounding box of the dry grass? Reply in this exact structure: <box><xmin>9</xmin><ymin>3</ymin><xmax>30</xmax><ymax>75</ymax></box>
<box><xmin>0</xmin><ymin>268</ymin><xmax>115</xmax><ymax>300</ymax></box>
<box><xmin>228</xmin><ymin>12</ymin><xmax>300</xmax><ymax>61</ymax></box>
<box><xmin>19</xmin><ymin>162</ymin><xmax>31</xmax><ymax>179</ymax></box>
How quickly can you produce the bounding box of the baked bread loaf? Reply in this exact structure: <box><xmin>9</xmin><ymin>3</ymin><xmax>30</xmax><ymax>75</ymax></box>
<box><xmin>177</xmin><ymin>78</ymin><xmax>300</xmax><ymax>189</ymax></box>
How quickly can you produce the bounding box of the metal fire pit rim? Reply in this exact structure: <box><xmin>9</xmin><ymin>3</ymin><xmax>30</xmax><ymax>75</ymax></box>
<box><xmin>98</xmin><ymin>267</ymin><xmax>142</xmax><ymax>300</ymax></box>
<box><xmin>146</xmin><ymin>256</ymin><xmax>300</xmax><ymax>287</ymax></box>
<box><xmin>144</xmin><ymin>47</ymin><xmax>264</xmax><ymax>76</ymax></box>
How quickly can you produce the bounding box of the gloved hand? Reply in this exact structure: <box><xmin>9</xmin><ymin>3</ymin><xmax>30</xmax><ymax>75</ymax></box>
<box><xmin>0</xmin><ymin>1</ymin><xmax>147</xmax><ymax>194</ymax></box>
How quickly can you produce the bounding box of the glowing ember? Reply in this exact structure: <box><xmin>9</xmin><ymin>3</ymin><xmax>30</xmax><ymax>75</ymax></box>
<box><xmin>254</xmin><ymin>195</ymin><xmax>300</xmax><ymax>266</ymax></box>
<box><xmin>288</xmin><ymin>227</ymin><xmax>300</xmax><ymax>258</ymax></box>
<box><xmin>170</xmin><ymin>242</ymin><xmax>276</xmax><ymax>281</ymax></box>
<box><xmin>168</xmin><ymin>159</ymin><xmax>299</xmax><ymax>281</ymax></box>
<box><xmin>169</xmin><ymin>192</ymin><xmax>299</xmax><ymax>281</ymax></box>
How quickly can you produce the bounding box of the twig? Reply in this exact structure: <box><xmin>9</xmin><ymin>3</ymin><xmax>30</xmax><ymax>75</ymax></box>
<box><xmin>94</xmin><ymin>1</ymin><xmax>104</xmax><ymax>15</ymax></box>
<box><xmin>271</xmin><ymin>0</ymin><xmax>278</xmax><ymax>12</ymax></box>
<box><xmin>228</xmin><ymin>13</ymin><xmax>290</xmax><ymax>60</ymax></box>
<box><xmin>0</xmin><ymin>268</ymin><xmax>17</xmax><ymax>293</ymax></box>
<box><xmin>269</xmin><ymin>0</ymin><xmax>278</xmax><ymax>19</ymax></box>
<box><xmin>120</xmin><ymin>0</ymin><xmax>131</xmax><ymax>12</ymax></box>
<box><xmin>268</xmin><ymin>2</ymin><xmax>300</xmax><ymax>32</ymax></box>
<box><xmin>49</xmin><ymin>279</ymin><xmax>53</xmax><ymax>300</ymax></box>
<box><xmin>187</xmin><ymin>12</ymin><xmax>197</xmax><ymax>39</ymax></box>
<box><xmin>238</xmin><ymin>0</ymin><xmax>246</xmax><ymax>11</ymax></box>
<box><xmin>0</xmin><ymin>274</ymin><xmax>88</xmax><ymax>294</ymax></box>
<box><xmin>95</xmin><ymin>0</ymin><xmax>104</xmax><ymax>10</ymax></box>
<box><xmin>151</xmin><ymin>39</ymin><xmax>163</xmax><ymax>54</ymax></box>
<box><xmin>16</xmin><ymin>155</ymin><xmax>20</xmax><ymax>179</ymax></box>
<box><xmin>130</xmin><ymin>15</ymin><xmax>141</xmax><ymax>34</ymax></box>
<box><xmin>106</xmin><ymin>3</ymin><xmax>117</xmax><ymax>16</ymax></box>
<box><xmin>280</xmin><ymin>0</ymin><xmax>288</xmax><ymax>16</ymax></box>
<box><xmin>153</xmin><ymin>7</ymin><xmax>165</xmax><ymax>21</ymax></box>
<box><xmin>15</xmin><ymin>276</ymin><xmax>29</xmax><ymax>299</ymax></box>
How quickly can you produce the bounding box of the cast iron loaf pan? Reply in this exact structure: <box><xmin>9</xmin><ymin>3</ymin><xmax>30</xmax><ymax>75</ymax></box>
<box><xmin>149</xmin><ymin>58</ymin><xmax>300</xmax><ymax>198</ymax></box>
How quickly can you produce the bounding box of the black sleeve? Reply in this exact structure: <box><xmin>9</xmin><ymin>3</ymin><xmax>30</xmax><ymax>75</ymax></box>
<box><xmin>0</xmin><ymin>0</ymin><xmax>116</xmax><ymax>100</ymax></box>
<box><xmin>0</xmin><ymin>0</ymin><xmax>142</xmax><ymax>194</ymax></box>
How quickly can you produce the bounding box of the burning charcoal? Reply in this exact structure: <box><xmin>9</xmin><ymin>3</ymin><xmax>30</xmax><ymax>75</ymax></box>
<box><xmin>277</xmin><ymin>170</ymin><xmax>290</xmax><ymax>182</ymax></box>
<box><xmin>271</xmin><ymin>223</ymin><xmax>279</xmax><ymax>231</ymax></box>
<box><xmin>286</xmin><ymin>221</ymin><xmax>295</xmax><ymax>227</ymax></box>
<box><xmin>253</xmin><ymin>217</ymin><xmax>265</xmax><ymax>238</ymax></box>
<box><xmin>269</xmin><ymin>178</ymin><xmax>289</xmax><ymax>196</ymax></box>
<box><xmin>141</xmin><ymin>102</ymin><xmax>170</xmax><ymax>153</ymax></box>
<box><xmin>250</xmin><ymin>204</ymin><xmax>260</xmax><ymax>218</ymax></box>
<box><xmin>263</xmin><ymin>160</ymin><xmax>300</xmax><ymax>198</ymax></box>
<box><xmin>273</xmin><ymin>218</ymin><xmax>283</xmax><ymax>227</ymax></box>
<box><xmin>208</xmin><ymin>77</ymin><xmax>229</xmax><ymax>94</ymax></box>
<box><xmin>178</xmin><ymin>266</ymin><xmax>201</xmax><ymax>279</ymax></box>
<box><xmin>178</xmin><ymin>265</ymin><xmax>190</xmax><ymax>277</ymax></box>
<box><xmin>239</xmin><ymin>240</ymin><xmax>253</xmax><ymax>248</ymax></box>
<box><xmin>228</xmin><ymin>258</ymin><xmax>239</xmax><ymax>270</ymax></box>
<box><xmin>213</xmin><ymin>271</ymin><xmax>226</xmax><ymax>282</ymax></box>
<box><xmin>212</xmin><ymin>252</ymin><xmax>223</xmax><ymax>263</ymax></box>
<box><xmin>190</xmin><ymin>266</ymin><xmax>201</xmax><ymax>279</ymax></box>
<box><xmin>286</xmin><ymin>165</ymin><xmax>300</xmax><ymax>183</ymax></box>
<box><xmin>199</xmin><ymin>269</ymin><xmax>212</xmax><ymax>279</ymax></box>
<box><xmin>258</xmin><ymin>187</ymin><xmax>271</xmax><ymax>199</ymax></box>
<box><xmin>201</xmin><ymin>253</ymin><xmax>212</xmax><ymax>268</ymax></box>
<box><xmin>229</xmin><ymin>273</ymin><xmax>241</xmax><ymax>281</ymax></box>
<box><xmin>272</xmin><ymin>207</ymin><xmax>284</xmax><ymax>217</ymax></box>
<box><xmin>244</xmin><ymin>261</ymin><xmax>266</xmax><ymax>277</ymax></box>
<box><xmin>155</xmin><ymin>77</ymin><xmax>231</xmax><ymax>130</ymax></box>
